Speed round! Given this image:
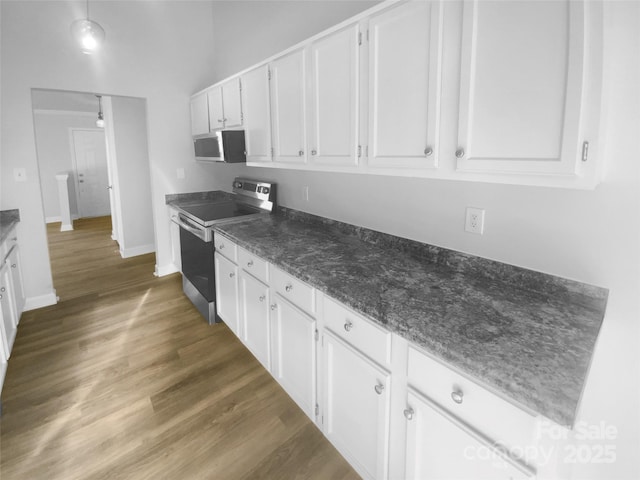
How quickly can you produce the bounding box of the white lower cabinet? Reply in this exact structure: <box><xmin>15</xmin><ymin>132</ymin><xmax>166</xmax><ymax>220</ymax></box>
<box><xmin>404</xmin><ymin>387</ymin><xmax>534</xmax><ymax>480</ymax></box>
<box><xmin>270</xmin><ymin>294</ymin><xmax>316</xmax><ymax>420</ymax></box>
<box><xmin>239</xmin><ymin>271</ymin><xmax>271</xmax><ymax>370</ymax></box>
<box><xmin>322</xmin><ymin>329</ymin><xmax>391</xmax><ymax>480</ymax></box>
<box><xmin>0</xmin><ymin>262</ymin><xmax>17</xmax><ymax>360</ymax></box>
<box><xmin>214</xmin><ymin>252</ymin><xmax>239</xmax><ymax>336</ymax></box>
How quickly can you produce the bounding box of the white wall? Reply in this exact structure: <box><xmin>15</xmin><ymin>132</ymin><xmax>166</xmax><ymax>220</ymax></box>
<box><xmin>32</xmin><ymin>111</ymin><xmax>98</xmax><ymax>220</ymax></box>
<box><xmin>202</xmin><ymin>2</ymin><xmax>640</xmax><ymax>478</ymax></box>
<box><xmin>0</xmin><ymin>0</ymin><xmax>218</xmax><ymax>305</ymax></box>
<box><xmin>110</xmin><ymin>96</ymin><xmax>154</xmax><ymax>257</ymax></box>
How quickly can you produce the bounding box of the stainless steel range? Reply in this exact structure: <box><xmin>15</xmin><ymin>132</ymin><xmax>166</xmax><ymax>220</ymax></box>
<box><xmin>171</xmin><ymin>178</ymin><xmax>276</xmax><ymax>324</ymax></box>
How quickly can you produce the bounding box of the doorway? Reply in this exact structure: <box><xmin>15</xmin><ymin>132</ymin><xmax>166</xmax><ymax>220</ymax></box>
<box><xmin>70</xmin><ymin>128</ymin><xmax>111</xmax><ymax>218</ymax></box>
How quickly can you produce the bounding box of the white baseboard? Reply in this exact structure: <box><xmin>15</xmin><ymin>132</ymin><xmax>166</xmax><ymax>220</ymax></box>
<box><xmin>24</xmin><ymin>291</ymin><xmax>58</xmax><ymax>311</ymax></box>
<box><xmin>155</xmin><ymin>263</ymin><xmax>179</xmax><ymax>277</ymax></box>
<box><xmin>119</xmin><ymin>243</ymin><xmax>155</xmax><ymax>259</ymax></box>
<box><xmin>46</xmin><ymin>215</ymin><xmax>79</xmax><ymax>224</ymax></box>
<box><xmin>60</xmin><ymin>224</ymin><xmax>74</xmax><ymax>232</ymax></box>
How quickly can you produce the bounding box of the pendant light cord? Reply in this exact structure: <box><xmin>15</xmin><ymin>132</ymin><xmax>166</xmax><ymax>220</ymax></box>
<box><xmin>86</xmin><ymin>0</ymin><xmax>90</xmax><ymax>21</ymax></box>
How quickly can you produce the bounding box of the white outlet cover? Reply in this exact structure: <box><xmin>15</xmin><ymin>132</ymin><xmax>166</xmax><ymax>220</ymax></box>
<box><xmin>465</xmin><ymin>207</ymin><xmax>485</xmax><ymax>235</ymax></box>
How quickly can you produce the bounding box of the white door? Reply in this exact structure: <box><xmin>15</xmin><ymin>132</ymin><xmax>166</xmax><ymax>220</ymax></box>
<box><xmin>190</xmin><ymin>92</ymin><xmax>210</xmax><ymax>136</ymax></box>
<box><xmin>404</xmin><ymin>388</ymin><xmax>535</xmax><ymax>480</ymax></box>
<box><xmin>222</xmin><ymin>78</ymin><xmax>243</xmax><ymax>128</ymax></box>
<box><xmin>72</xmin><ymin>129</ymin><xmax>111</xmax><ymax>218</ymax></box>
<box><xmin>207</xmin><ymin>86</ymin><xmax>225</xmax><ymax>131</ymax></box>
<box><xmin>241</xmin><ymin>65</ymin><xmax>272</xmax><ymax>162</ymax></box>
<box><xmin>368</xmin><ymin>0</ymin><xmax>442</xmax><ymax>169</ymax></box>
<box><xmin>240</xmin><ymin>272</ymin><xmax>270</xmax><ymax>370</ymax></box>
<box><xmin>6</xmin><ymin>245</ymin><xmax>25</xmax><ymax>322</ymax></box>
<box><xmin>270</xmin><ymin>49</ymin><xmax>307</xmax><ymax>163</ymax></box>
<box><xmin>215</xmin><ymin>253</ymin><xmax>240</xmax><ymax>337</ymax></box>
<box><xmin>308</xmin><ymin>23</ymin><xmax>360</xmax><ymax>166</ymax></box>
<box><xmin>322</xmin><ymin>329</ymin><xmax>391</xmax><ymax>480</ymax></box>
<box><xmin>456</xmin><ymin>0</ymin><xmax>587</xmax><ymax>176</ymax></box>
<box><xmin>271</xmin><ymin>294</ymin><xmax>316</xmax><ymax>419</ymax></box>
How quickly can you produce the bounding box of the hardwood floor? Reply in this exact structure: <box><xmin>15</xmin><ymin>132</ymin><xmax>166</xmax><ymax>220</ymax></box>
<box><xmin>0</xmin><ymin>217</ymin><xmax>358</xmax><ymax>479</ymax></box>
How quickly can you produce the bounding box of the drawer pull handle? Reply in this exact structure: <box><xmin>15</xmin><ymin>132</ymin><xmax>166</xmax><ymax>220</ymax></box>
<box><xmin>374</xmin><ymin>383</ymin><xmax>385</xmax><ymax>395</ymax></box>
<box><xmin>229</xmin><ymin>272</ymin><xmax>235</xmax><ymax>278</ymax></box>
<box><xmin>247</xmin><ymin>260</ymin><xmax>254</xmax><ymax>267</ymax></box>
<box><xmin>270</xmin><ymin>303</ymin><xmax>277</xmax><ymax>311</ymax></box>
<box><xmin>403</xmin><ymin>408</ymin><xmax>414</xmax><ymax>420</ymax></box>
<box><xmin>451</xmin><ymin>390</ymin><xmax>464</xmax><ymax>404</ymax></box>
<box><xmin>311</xmin><ymin>149</ymin><xmax>317</xmax><ymax>156</ymax></box>
<box><xmin>219</xmin><ymin>244</ymin><xmax>224</xmax><ymax>250</ymax></box>
<box><xmin>455</xmin><ymin>148</ymin><xmax>465</xmax><ymax>159</ymax></box>
<box><xmin>343</xmin><ymin>320</ymin><xmax>353</xmax><ymax>332</ymax></box>
<box><xmin>285</xmin><ymin>284</ymin><xmax>293</xmax><ymax>292</ymax></box>
<box><xmin>259</xmin><ymin>295</ymin><xmax>266</xmax><ymax>302</ymax></box>
<box><xmin>0</xmin><ymin>287</ymin><xmax>5</xmax><ymax>293</ymax></box>
<box><xmin>298</xmin><ymin>150</ymin><xmax>304</xmax><ymax>156</ymax></box>
<box><xmin>424</xmin><ymin>146</ymin><xmax>433</xmax><ymax>156</ymax></box>
<box><xmin>11</xmin><ymin>264</ymin><xmax>16</xmax><ymax>268</ymax></box>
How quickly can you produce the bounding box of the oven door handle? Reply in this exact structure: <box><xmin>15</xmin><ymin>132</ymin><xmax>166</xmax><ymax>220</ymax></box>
<box><xmin>171</xmin><ymin>215</ymin><xmax>210</xmax><ymax>242</ymax></box>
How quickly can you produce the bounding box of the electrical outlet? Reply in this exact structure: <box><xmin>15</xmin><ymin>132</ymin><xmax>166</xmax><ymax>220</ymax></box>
<box><xmin>465</xmin><ymin>207</ymin><xmax>485</xmax><ymax>235</ymax></box>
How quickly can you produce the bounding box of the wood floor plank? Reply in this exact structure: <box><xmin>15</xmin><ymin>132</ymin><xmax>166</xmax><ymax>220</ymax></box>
<box><xmin>0</xmin><ymin>216</ymin><xmax>359</xmax><ymax>479</ymax></box>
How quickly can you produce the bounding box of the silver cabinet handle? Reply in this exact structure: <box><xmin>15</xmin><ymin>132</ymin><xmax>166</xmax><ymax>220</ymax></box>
<box><xmin>298</xmin><ymin>150</ymin><xmax>304</xmax><ymax>156</ymax></box>
<box><xmin>424</xmin><ymin>147</ymin><xmax>433</xmax><ymax>156</ymax></box>
<box><xmin>259</xmin><ymin>295</ymin><xmax>266</xmax><ymax>302</ymax></box>
<box><xmin>0</xmin><ymin>287</ymin><xmax>5</xmax><ymax>293</ymax></box>
<box><xmin>219</xmin><ymin>244</ymin><xmax>224</xmax><ymax>250</ymax></box>
<box><xmin>107</xmin><ymin>185</ymin><xmax>113</xmax><ymax>190</ymax></box>
<box><xmin>217</xmin><ymin>119</ymin><xmax>224</xmax><ymax>123</ymax></box>
<box><xmin>223</xmin><ymin>118</ymin><xmax>228</xmax><ymax>122</ymax></box>
<box><xmin>247</xmin><ymin>260</ymin><xmax>254</xmax><ymax>267</ymax></box>
<box><xmin>311</xmin><ymin>149</ymin><xmax>317</xmax><ymax>156</ymax></box>
<box><xmin>270</xmin><ymin>303</ymin><xmax>277</xmax><ymax>311</ymax></box>
<box><xmin>285</xmin><ymin>284</ymin><xmax>293</xmax><ymax>292</ymax></box>
<box><xmin>455</xmin><ymin>148</ymin><xmax>465</xmax><ymax>158</ymax></box>
<box><xmin>374</xmin><ymin>383</ymin><xmax>385</xmax><ymax>395</ymax></box>
<box><xmin>11</xmin><ymin>264</ymin><xmax>17</xmax><ymax>268</ymax></box>
<box><xmin>344</xmin><ymin>320</ymin><xmax>353</xmax><ymax>332</ymax></box>
<box><xmin>451</xmin><ymin>390</ymin><xmax>464</xmax><ymax>404</ymax></box>
<box><xmin>229</xmin><ymin>272</ymin><xmax>235</xmax><ymax>278</ymax></box>
<box><xmin>404</xmin><ymin>408</ymin><xmax>415</xmax><ymax>420</ymax></box>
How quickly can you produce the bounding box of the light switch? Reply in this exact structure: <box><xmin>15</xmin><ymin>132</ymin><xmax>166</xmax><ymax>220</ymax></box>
<box><xmin>13</xmin><ymin>168</ymin><xmax>27</xmax><ymax>182</ymax></box>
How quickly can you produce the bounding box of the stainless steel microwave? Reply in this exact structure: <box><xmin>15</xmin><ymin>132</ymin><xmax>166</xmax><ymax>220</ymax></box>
<box><xmin>194</xmin><ymin>130</ymin><xmax>246</xmax><ymax>163</ymax></box>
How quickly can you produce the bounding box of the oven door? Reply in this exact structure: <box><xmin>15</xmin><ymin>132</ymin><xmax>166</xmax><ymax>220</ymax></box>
<box><xmin>177</xmin><ymin>219</ymin><xmax>215</xmax><ymax>303</ymax></box>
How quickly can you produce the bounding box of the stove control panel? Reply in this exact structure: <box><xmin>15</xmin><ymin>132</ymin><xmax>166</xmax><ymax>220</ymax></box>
<box><xmin>232</xmin><ymin>177</ymin><xmax>276</xmax><ymax>212</ymax></box>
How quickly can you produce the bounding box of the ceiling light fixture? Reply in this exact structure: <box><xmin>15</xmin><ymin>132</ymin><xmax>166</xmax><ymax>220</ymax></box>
<box><xmin>95</xmin><ymin>95</ymin><xmax>105</xmax><ymax>128</ymax></box>
<box><xmin>70</xmin><ymin>0</ymin><xmax>105</xmax><ymax>55</ymax></box>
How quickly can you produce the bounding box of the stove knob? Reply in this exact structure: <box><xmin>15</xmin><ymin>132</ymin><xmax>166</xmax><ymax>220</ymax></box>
<box><xmin>257</xmin><ymin>186</ymin><xmax>263</xmax><ymax>193</ymax></box>
<box><xmin>235</xmin><ymin>182</ymin><xmax>242</xmax><ymax>188</ymax></box>
<box><xmin>262</xmin><ymin>187</ymin><xmax>269</xmax><ymax>194</ymax></box>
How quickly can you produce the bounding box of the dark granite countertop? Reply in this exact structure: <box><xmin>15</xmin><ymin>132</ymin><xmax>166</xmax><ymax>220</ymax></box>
<box><xmin>0</xmin><ymin>209</ymin><xmax>20</xmax><ymax>245</ymax></box>
<box><xmin>214</xmin><ymin>208</ymin><xmax>608</xmax><ymax>427</ymax></box>
<box><xmin>165</xmin><ymin>190</ymin><xmax>234</xmax><ymax>207</ymax></box>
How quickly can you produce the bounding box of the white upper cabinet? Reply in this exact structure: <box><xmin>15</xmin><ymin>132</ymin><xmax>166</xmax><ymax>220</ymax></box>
<box><xmin>190</xmin><ymin>92</ymin><xmax>210</xmax><ymax>136</ymax></box>
<box><xmin>455</xmin><ymin>0</ymin><xmax>601</xmax><ymax>185</ymax></box>
<box><xmin>308</xmin><ymin>23</ymin><xmax>361</xmax><ymax>166</ymax></box>
<box><xmin>367</xmin><ymin>0</ymin><xmax>443</xmax><ymax>169</ymax></box>
<box><xmin>241</xmin><ymin>65</ymin><xmax>272</xmax><ymax>162</ymax></box>
<box><xmin>208</xmin><ymin>78</ymin><xmax>243</xmax><ymax>130</ymax></box>
<box><xmin>270</xmin><ymin>49</ymin><xmax>308</xmax><ymax>164</ymax></box>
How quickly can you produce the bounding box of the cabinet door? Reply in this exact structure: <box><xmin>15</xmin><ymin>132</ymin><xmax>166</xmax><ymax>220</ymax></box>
<box><xmin>240</xmin><ymin>272</ymin><xmax>270</xmax><ymax>370</ymax></box>
<box><xmin>404</xmin><ymin>388</ymin><xmax>534</xmax><ymax>480</ymax></box>
<box><xmin>222</xmin><ymin>78</ymin><xmax>243</xmax><ymax>128</ymax></box>
<box><xmin>190</xmin><ymin>92</ymin><xmax>210</xmax><ymax>136</ymax></box>
<box><xmin>207</xmin><ymin>86</ymin><xmax>225</xmax><ymax>131</ymax></box>
<box><xmin>0</xmin><ymin>262</ymin><xmax>17</xmax><ymax>359</ymax></box>
<box><xmin>271</xmin><ymin>294</ymin><xmax>316</xmax><ymax>420</ymax></box>
<box><xmin>242</xmin><ymin>65</ymin><xmax>272</xmax><ymax>162</ymax></box>
<box><xmin>215</xmin><ymin>253</ymin><xmax>240</xmax><ymax>337</ymax></box>
<box><xmin>456</xmin><ymin>0</ymin><xmax>587</xmax><ymax>176</ymax></box>
<box><xmin>322</xmin><ymin>329</ymin><xmax>391</xmax><ymax>480</ymax></box>
<box><xmin>6</xmin><ymin>245</ymin><xmax>24</xmax><ymax>322</ymax></box>
<box><xmin>270</xmin><ymin>49</ymin><xmax>307</xmax><ymax>163</ymax></box>
<box><xmin>309</xmin><ymin>23</ymin><xmax>360</xmax><ymax>166</ymax></box>
<box><xmin>368</xmin><ymin>1</ymin><xmax>442</xmax><ymax>169</ymax></box>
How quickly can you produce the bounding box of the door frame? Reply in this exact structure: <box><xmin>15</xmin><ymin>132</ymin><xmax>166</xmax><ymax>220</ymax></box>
<box><xmin>68</xmin><ymin>127</ymin><xmax>109</xmax><ymax>219</ymax></box>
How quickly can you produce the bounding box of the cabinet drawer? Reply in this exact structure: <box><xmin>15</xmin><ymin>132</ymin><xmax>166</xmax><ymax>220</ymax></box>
<box><xmin>407</xmin><ymin>345</ymin><xmax>538</xmax><ymax>455</ymax></box>
<box><xmin>238</xmin><ymin>247</ymin><xmax>268</xmax><ymax>283</ymax></box>
<box><xmin>323</xmin><ymin>296</ymin><xmax>391</xmax><ymax>368</ymax></box>
<box><xmin>271</xmin><ymin>266</ymin><xmax>315</xmax><ymax>315</ymax></box>
<box><xmin>213</xmin><ymin>233</ymin><xmax>237</xmax><ymax>263</ymax></box>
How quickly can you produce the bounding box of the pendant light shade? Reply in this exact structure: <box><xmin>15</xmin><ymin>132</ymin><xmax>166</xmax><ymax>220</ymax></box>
<box><xmin>71</xmin><ymin>0</ymin><xmax>105</xmax><ymax>54</ymax></box>
<box><xmin>95</xmin><ymin>95</ymin><xmax>105</xmax><ymax>128</ymax></box>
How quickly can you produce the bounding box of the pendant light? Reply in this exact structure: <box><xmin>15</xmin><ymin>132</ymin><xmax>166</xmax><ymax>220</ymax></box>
<box><xmin>70</xmin><ymin>0</ymin><xmax>105</xmax><ymax>54</ymax></box>
<box><xmin>95</xmin><ymin>95</ymin><xmax>105</xmax><ymax>128</ymax></box>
